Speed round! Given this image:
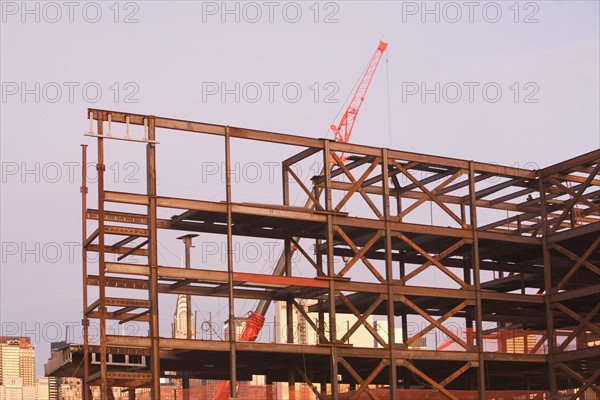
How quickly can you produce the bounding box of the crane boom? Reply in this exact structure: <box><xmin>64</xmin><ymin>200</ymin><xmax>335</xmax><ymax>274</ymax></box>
<box><xmin>213</xmin><ymin>40</ymin><xmax>388</xmax><ymax>400</ymax></box>
<box><xmin>331</xmin><ymin>40</ymin><xmax>388</xmax><ymax>146</ymax></box>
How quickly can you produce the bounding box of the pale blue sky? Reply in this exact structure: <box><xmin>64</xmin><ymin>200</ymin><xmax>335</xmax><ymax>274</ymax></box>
<box><xmin>1</xmin><ymin>0</ymin><xmax>599</xmax><ymax>375</ymax></box>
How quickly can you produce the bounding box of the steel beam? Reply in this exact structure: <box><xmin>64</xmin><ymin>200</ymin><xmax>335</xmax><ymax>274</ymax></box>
<box><xmin>146</xmin><ymin>116</ymin><xmax>161</xmax><ymax>399</ymax></box>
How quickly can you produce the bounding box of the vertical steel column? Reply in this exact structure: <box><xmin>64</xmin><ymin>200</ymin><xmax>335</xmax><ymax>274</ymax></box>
<box><xmin>285</xmin><ymin>237</ymin><xmax>294</xmax><ymax>344</ymax></box>
<box><xmin>461</xmin><ymin>204</ymin><xmax>474</xmax><ymax>349</ymax></box>
<box><xmin>81</xmin><ymin>144</ymin><xmax>90</xmax><ymax>400</ymax></box>
<box><xmin>147</xmin><ymin>116</ymin><xmax>161</xmax><ymax>400</ymax></box>
<box><xmin>324</xmin><ymin>140</ymin><xmax>338</xmax><ymax>399</ymax></box>
<box><xmin>282</xmin><ymin>164</ymin><xmax>290</xmax><ymax>206</ymax></box>
<box><xmin>382</xmin><ymin>149</ymin><xmax>397</xmax><ymax>400</ymax></box>
<box><xmin>96</xmin><ymin>118</ymin><xmax>108</xmax><ymax>399</ymax></box>
<box><xmin>397</xmin><ymin>172</ymin><xmax>408</xmax><ymax>391</ymax></box>
<box><xmin>186</xmin><ymin>241</ymin><xmax>192</xmax><ymax>341</ymax></box>
<box><xmin>315</xmin><ymin>162</ymin><xmax>326</xmax><ymax>345</ymax></box>
<box><xmin>288</xmin><ymin>367</ymin><xmax>296</xmax><ymax>400</ymax></box>
<box><xmin>468</xmin><ymin>162</ymin><xmax>485</xmax><ymax>400</ymax></box>
<box><xmin>399</xmin><ymin>252</ymin><xmax>409</xmax><ymax>389</ymax></box>
<box><xmin>225</xmin><ymin>127</ymin><xmax>238</xmax><ymax>398</ymax></box>
<box><xmin>538</xmin><ymin>178</ymin><xmax>557</xmax><ymax>398</ymax></box>
<box><xmin>463</xmin><ymin>261</ymin><xmax>474</xmax><ymax>350</ymax></box>
<box><xmin>178</xmin><ymin>234</ymin><xmax>197</xmax><ymax>400</ymax></box>
<box><xmin>316</xmin><ymin>239</ymin><xmax>327</xmax><ymax>345</ymax></box>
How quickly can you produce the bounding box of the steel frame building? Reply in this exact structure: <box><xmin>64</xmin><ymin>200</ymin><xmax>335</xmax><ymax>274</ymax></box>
<box><xmin>46</xmin><ymin>109</ymin><xmax>599</xmax><ymax>399</ymax></box>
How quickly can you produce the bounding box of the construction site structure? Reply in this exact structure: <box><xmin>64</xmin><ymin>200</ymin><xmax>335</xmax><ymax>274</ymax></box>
<box><xmin>45</xmin><ymin>109</ymin><xmax>600</xmax><ymax>400</ymax></box>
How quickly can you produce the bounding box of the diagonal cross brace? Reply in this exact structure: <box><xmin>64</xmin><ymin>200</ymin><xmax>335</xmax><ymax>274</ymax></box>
<box><xmin>336</xmin><ymin>227</ymin><xmax>385</xmax><ymax>282</ymax></box>
<box><xmin>553</xmin><ymin>237</ymin><xmax>600</xmax><ymax>290</ymax></box>
<box><xmin>549</xmin><ymin>163</ymin><xmax>600</xmax><ymax>234</ymax></box>
<box><xmin>558</xmin><ymin>363</ymin><xmax>600</xmax><ymax>398</ymax></box>
<box><xmin>394</xmin><ymin>232</ymin><xmax>468</xmax><ymax>288</ymax></box>
<box><xmin>407</xmin><ymin>300</ymin><xmax>471</xmax><ymax>348</ymax></box>
<box><xmin>391</xmin><ymin>160</ymin><xmax>467</xmax><ymax>228</ymax></box>
<box><xmin>549</xmin><ymin>178</ymin><xmax>600</xmax><ymax>214</ymax></box>
<box><xmin>422</xmin><ymin>362</ymin><xmax>474</xmax><ymax>400</ymax></box>
<box><xmin>557</xmin><ymin>302</ymin><xmax>600</xmax><ymax>351</ymax></box>
<box><xmin>338</xmin><ymin>357</ymin><xmax>381</xmax><ymax>400</ymax></box>
<box><xmin>398</xmin><ymin>294</ymin><xmax>468</xmax><ymax>350</ymax></box>
<box><xmin>399</xmin><ymin>169</ymin><xmax>464</xmax><ymax>221</ymax></box>
<box><xmin>335</xmin><ymin>158</ymin><xmax>381</xmax><ymax>212</ymax></box>
<box><xmin>332</xmin><ymin>152</ymin><xmax>384</xmax><ymax>220</ymax></box>
<box><xmin>556</xmin><ymin>303</ymin><xmax>600</xmax><ymax>350</ymax></box>
<box><xmin>338</xmin><ymin>292</ymin><xmax>388</xmax><ymax>347</ymax></box>
<box><xmin>338</xmin><ymin>294</ymin><xmax>385</xmax><ymax>345</ymax></box>
<box><xmin>398</xmin><ymin>360</ymin><xmax>472</xmax><ymax>400</ymax></box>
<box><xmin>288</xmin><ymin>167</ymin><xmax>325</xmax><ymax>211</ymax></box>
<box><xmin>399</xmin><ymin>239</ymin><xmax>467</xmax><ymax>286</ymax></box>
<box><xmin>349</xmin><ymin>359</ymin><xmax>388</xmax><ymax>400</ymax></box>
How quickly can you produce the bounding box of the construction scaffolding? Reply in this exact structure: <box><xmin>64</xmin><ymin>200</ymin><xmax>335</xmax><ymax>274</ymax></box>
<box><xmin>46</xmin><ymin>109</ymin><xmax>599</xmax><ymax>400</ymax></box>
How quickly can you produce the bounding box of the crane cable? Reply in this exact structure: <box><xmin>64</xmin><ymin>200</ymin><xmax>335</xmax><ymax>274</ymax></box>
<box><xmin>385</xmin><ymin>48</ymin><xmax>393</xmax><ymax>149</ymax></box>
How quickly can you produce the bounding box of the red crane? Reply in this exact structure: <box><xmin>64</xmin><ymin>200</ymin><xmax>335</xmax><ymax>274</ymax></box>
<box><xmin>331</xmin><ymin>40</ymin><xmax>388</xmax><ymax>160</ymax></box>
<box><xmin>213</xmin><ymin>40</ymin><xmax>388</xmax><ymax>400</ymax></box>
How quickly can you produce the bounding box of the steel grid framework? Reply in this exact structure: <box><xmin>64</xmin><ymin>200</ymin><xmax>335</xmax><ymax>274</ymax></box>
<box><xmin>52</xmin><ymin>109</ymin><xmax>599</xmax><ymax>400</ymax></box>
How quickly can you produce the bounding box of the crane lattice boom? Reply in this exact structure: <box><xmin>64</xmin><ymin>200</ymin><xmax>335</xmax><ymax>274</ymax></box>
<box><xmin>331</xmin><ymin>40</ymin><xmax>388</xmax><ymax>146</ymax></box>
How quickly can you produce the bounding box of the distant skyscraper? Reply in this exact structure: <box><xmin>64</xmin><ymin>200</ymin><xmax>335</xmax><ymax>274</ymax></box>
<box><xmin>47</xmin><ymin>376</ymin><xmax>58</xmax><ymax>400</ymax></box>
<box><xmin>0</xmin><ymin>337</ymin><xmax>37</xmax><ymax>400</ymax></box>
<box><xmin>37</xmin><ymin>377</ymin><xmax>50</xmax><ymax>400</ymax></box>
<box><xmin>173</xmin><ymin>294</ymin><xmax>195</xmax><ymax>339</ymax></box>
<box><xmin>22</xmin><ymin>384</ymin><xmax>36</xmax><ymax>400</ymax></box>
<box><xmin>0</xmin><ymin>337</ymin><xmax>36</xmax><ymax>388</ymax></box>
<box><xmin>1</xmin><ymin>376</ymin><xmax>24</xmax><ymax>400</ymax></box>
